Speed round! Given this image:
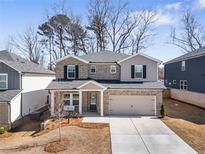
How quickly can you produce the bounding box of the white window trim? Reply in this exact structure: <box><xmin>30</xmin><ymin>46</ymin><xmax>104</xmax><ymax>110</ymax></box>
<box><xmin>173</xmin><ymin>80</ymin><xmax>176</xmax><ymax>84</ymax></box>
<box><xmin>180</xmin><ymin>80</ymin><xmax>187</xmax><ymax>90</ymax></box>
<box><xmin>0</xmin><ymin>73</ymin><xmax>8</xmax><ymax>90</ymax></box>
<box><xmin>134</xmin><ymin>65</ymin><xmax>143</xmax><ymax>79</ymax></box>
<box><xmin>63</xmin><ymin>93</ymin><xmax>79</xmax><ymax>106</ymax></box>
<box><xmin>90</xmin><ymin>65</ymin><xmax>96</xmax><ymax>73</ymax></box>
<box><xmin>67</xmin><ymin>65</ymin><xmax>76</xmax><ymax>79</ymax></box>
<box><xmin>110</xmin><ymin>65</ymin><xmax>117</xmax><ymax>74</ymax></box>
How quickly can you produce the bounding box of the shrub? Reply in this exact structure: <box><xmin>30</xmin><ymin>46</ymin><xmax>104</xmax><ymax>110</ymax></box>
<box><xmin>160</xmin><ymin>104</ymin><xmax>165</xmax><ymax>118</ymax></box>
<box><xmin>0</xmin><ymin>127</ymin><xmax>5</xmax><ymax>134</ymax></box>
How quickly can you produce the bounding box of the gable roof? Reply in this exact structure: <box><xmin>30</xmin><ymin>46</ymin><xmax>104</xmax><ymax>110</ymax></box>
<box><xmin>77</xmin><ymin>81</ymin><xmax>107</xmax><ymax>89</ymax></box>
<box><xmin>0</xmin><ymin>50</ymin><xmax>55</xmax><ymax>75</ymax></box>
<box><xmin>117</xmin><ymin>52</ymin><xmax>162</xmax><ymax>64</ymax></box>
<box><xmin>164</xmin><ymin>47</ymin><xmax>205</xmax><ymax>64</ymax></box>
<box><xmin>55</xmin><ymin>55</ymin><xmax>89</xmax><ymax>64</ymax></box>
<box><xmin>54</xmin><ymin>50</ymin><xmax>161</xmax><ymax>64</ymax></box>
<box><xmin>80</xmin><ymin>51</ymin><xmax>129</xmax><ymax>63</ymax></box>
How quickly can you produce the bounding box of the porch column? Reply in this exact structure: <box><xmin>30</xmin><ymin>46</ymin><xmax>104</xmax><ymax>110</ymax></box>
<box><xmin>100</xmin><ymin>90</ymin><xmax>104</xmax><ymax>116</ymax></box>
<box><xmin>79</xmin><ymin>90</ymin><xmax>82</xmax><ymax>114</ymax></box>
<box><xmin>50</xmin><ymin>90</ymin><xmax>55</xmax><ymax>116</ymax></box>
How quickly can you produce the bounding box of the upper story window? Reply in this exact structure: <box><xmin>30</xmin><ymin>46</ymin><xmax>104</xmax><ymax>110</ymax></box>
<box><xmin>180</xmin><ymin>80</ymin><xmax>187</xmax><ymax>90</ymax></box>
<box><xmin>90</xmin><ymin>65</ymin><xmax>96</xmax><ymax>73</ymax></box>
<box><xmin>0</xmin><ymin>73</ymin><xmax>8</xmax><ymax>90</ymax></box>
<box><xmin>67</xmin><ymin>65</ymin><xmax>76</xmax><ymax>79</ymax></box>
<box><xmin>135</xmin><ymin>65</ymin><xmax>143</xmax><ymax>79</ymax></box>
<box><xmin>110</xmin><ymin>65</ymin><xmax>117</xmax><ymax>74</ymax></box>
<box><xmin>181</xmin><ymin>61</ymin><xmax>186</xmax><ymax>71</ymax></box>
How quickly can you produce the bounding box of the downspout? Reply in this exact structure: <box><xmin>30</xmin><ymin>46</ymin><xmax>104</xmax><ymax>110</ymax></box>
<box><xmin>7</xmin><ymin>102</ymin><xmax>11</xmax><ymax>129</ymax></box>
<box><xmin>20</xmin><ymin>73</ymin><xmax>23</xmax><ymax>117</ymax></box>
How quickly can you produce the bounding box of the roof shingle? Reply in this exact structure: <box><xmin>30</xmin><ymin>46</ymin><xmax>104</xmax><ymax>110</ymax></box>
<box><xmin>0</xmin><ymin>50</ymin><xmax>55</xmax><ymax>75</ymax></box>
<box><xmin>0</xmin><ymin>90</ymin><xmax>21</xmax><ymax>102</ymax></box>
<box><xmin>165</xmin><ymin>47</ymin><xmax>205</xmax><ymax>64</ymax></box>
<box><xmin>79</xmin><ymin>51</ymin><xmax>129</xmax><ymax>63</ymax></box>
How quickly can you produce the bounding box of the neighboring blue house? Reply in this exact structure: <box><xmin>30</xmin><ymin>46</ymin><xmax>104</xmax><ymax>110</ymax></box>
<box><xmin>164</xmin><ymin>47</ymin><xmax>205</xmax><ymax>108</ymax></box>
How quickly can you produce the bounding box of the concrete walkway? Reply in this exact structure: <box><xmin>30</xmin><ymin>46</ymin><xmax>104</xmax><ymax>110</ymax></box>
<box><xmin>83</xmin><ymin>116</ymin><xmax>198</xmax><ymax>154</ymax></box>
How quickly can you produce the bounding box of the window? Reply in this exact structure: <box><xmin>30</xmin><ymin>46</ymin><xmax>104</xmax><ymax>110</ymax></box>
<box><xmin>73</xmin><ymin>93</ymin><xmax>79</xmax><ymax>106</ymax></box>
<box><xmin>63</xmin><ymin>93</ymin><xmax>79</xmax><ymax>112</ymax></box>
<box><xmin>90</xmin><ymin>65</ymin><xmax>96</xmax><ymax>73</ymax></box>
<box><xmin>135</xmin><ymin>65</ymin><xmax>143</xmax><ymax>78</ymax></box>
<box><xmin>67</xmin><ymin>65</ymin><xmax>76</xmax><ymax>79</ymax></box>
<box><xmin>0</xmin><ymin>74</ymin><xmax>8</xmax><ymax>90</ymax></box>
<box><xmin>181</xmin><ymin>61</ymin><xmax>186</xmax><ymax>71</ymax></box>
<box><xmin>110</xmin><ymin>65</ymin><xmax>117</xmax><ymax>74</ymax></box>
<box><xmin>173</xmin><ymin>80</ymin><xmax>176</xmax><ymax>84</ymax></box>
<box><xmin>63</xmin><ymin>93</ymin><xmax>70</xmax><ymax>106</ymax></box>
<box><xmin>180</xmin><ymin>80</ymin><xmax>187</xmax><ymax>90</ymax></box>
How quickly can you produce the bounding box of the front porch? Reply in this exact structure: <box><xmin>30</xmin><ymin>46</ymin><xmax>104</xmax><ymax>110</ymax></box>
<box><xmin>50</xmin><ymin>81</ymin><xmax>106</xmax><ymax>117</ymax></box>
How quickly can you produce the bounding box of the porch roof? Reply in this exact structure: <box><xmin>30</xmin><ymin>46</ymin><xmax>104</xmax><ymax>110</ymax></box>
<box><xmin>46</xmin><ymin>80</ymin><xmax>165</xmax><ymax>90</ymax></box>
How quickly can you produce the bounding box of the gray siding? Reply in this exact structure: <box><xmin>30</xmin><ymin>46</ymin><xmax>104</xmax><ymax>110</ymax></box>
<box><xmin>120</xmin><ymin>55</ymin><xmax>158</xmax><ymax>82</ymax></box>
<box><xmin>0</xmin><ymin>62</ymin><xmax>20</xmax><ymax>90</ymax></box>
<box><xmin>164</xmin><ymin>56</ymin><xmax>205</xmax><ymax>93</ymax></box>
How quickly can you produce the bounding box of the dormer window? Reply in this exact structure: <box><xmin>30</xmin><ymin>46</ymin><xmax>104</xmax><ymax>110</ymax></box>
<box><xmin>67</xmin><ymin>65</ymin><xmax>76</xmax><ymax>79</ymax></box>
<box><xmin>90</xmin><ymin>65</ymin><xmax>96</xmax><ymax>73</ymax></box>
<box><xmin>0</xmin><ymin>73</ymin><xmax>8</xmax><ymax>90</ymax></box>
<box><xmin>110</xmin><ymin>65</ymin><xmax>117</xmax><ymax>74</ymax></box>
<box><xmin>181</xmin><ymin>61</ymin><xmax>186</xmax><ymax>71</ymax></box>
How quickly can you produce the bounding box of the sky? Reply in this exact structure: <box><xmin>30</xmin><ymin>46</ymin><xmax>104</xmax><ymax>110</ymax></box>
<box><xmin>0</xmin><ymin>0</ymin><xmax>205</xmax><ymax>63</ymax></box>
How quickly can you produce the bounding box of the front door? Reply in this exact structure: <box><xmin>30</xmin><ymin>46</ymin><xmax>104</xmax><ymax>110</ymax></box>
<box><xmin>89</xmin><ymin>93</ymin><xmax>97</xmax><ymax>112</ymax></box>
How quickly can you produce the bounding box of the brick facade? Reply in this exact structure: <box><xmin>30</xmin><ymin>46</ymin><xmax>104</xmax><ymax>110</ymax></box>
<box><xmin>88</xmin><ymin>63</ymin><xmax>120</xmax><ymax>80</ymax></box>
<box><xmin>53</xmin><ymin>89</ymin><xmax>163</xmax><ymax>116</ymax></box>
<box><xmin>55</xmin><ymin>57</ymin><xmax>89</xmax><ymax>79</ymax></box>
<box><xmin>55</xmin><ymin>57</ymin><xmax>120</xmax><ymax>80</ymax></box>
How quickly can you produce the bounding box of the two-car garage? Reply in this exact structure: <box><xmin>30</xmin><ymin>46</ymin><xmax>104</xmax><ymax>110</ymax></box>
<box><xmin>109</xmin><ymin>95</ymin><xmax>157</xmax><ymax>116</ymax></box>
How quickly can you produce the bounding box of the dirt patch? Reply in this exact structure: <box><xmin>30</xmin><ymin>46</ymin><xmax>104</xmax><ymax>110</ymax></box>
<box><xmin>0</xmin><ymin>118</ymin><xmax>111</xmax><ymax>154</ymax></box>
<box><xmin>162</xmin><ymin>99</ymin><xmax>205</xmax><ymax>154</ymax></box>
<box><xmin>33</xmin><ymin>118</ymin><xmax>83</xmax><ymax>137</ymax></box>
<box><xmin>44</xmin><ymin>138</ymin><xmax>71</xmax><ymax>153</ymax></box>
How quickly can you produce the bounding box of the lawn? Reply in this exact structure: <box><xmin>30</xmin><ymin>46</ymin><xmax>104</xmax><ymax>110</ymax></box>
<box><xmin>0</xmin><ymin>118</ymin><xmax>111</xmax><ymax>154</ymax></box>
<box><xmin>162</xmin><ymin>98</ymin><xmax>205</xmax><ymax>154</ymax></box>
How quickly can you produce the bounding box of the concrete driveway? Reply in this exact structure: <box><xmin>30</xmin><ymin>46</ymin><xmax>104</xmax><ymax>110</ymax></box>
<box><xmin>83</xmin><ymin>116</ymin><xmax>197</xmax><ymax>154</ymax></box>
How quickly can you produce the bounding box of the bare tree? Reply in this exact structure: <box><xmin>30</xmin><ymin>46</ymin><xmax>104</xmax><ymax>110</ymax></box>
<box><xmin>87</xmin><ymin>0</ymin><xmax>109</xmax><ymax>52</ymax></box>
<box><xmin>5</xmin><ymin>36</ymin><xmax>15</xmax><ymax>52</ymax></box>
<box><xmin>131</xmin><ymin>10</ymin><xmax>156</xmax><ymax>54</ymax></box>
<box><xmin>14</xmin><ymin>27</ymin><xmax>45</xmax><ymax>65</ymax></box>
<box><xmin>105</xmin><ymin>1</ymin><xmax>137</xmax><ymax>53</ymax></box>
<box><xmin>171</xmin><ymin>10</ymin><xmax>205</xmax><ymax>52</ymax></box>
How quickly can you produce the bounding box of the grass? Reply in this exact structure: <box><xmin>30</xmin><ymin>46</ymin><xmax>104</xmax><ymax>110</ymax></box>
<box><xmin>162</xmin><ymin>98</ymin><xmax>205</xmax><ymax>154</ymax></box>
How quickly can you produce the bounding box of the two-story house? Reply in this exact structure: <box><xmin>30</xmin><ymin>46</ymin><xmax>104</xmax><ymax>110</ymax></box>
<box><xmin>0</xmin><ymin>50</ymin><xmax>55</xmax><ymax>128</ymax></box>
<box><xmin>164</xmin><ymin>47</ymin><xmax>205</xmax><ymax>108</ymax></box>
<box><xmin>47</xmin><ymin>51</ymin><xmax>165</xmax><ymax>116</ymax></box>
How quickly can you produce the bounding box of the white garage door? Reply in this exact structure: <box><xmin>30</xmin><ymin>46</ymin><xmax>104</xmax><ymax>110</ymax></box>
<box><xmin>109</xmin><ymin>95</ymin><xmax>156</xmax><ymax>116</ymax></box>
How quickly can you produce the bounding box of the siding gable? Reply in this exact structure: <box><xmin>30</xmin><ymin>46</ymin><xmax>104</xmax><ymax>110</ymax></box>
<box><xmin>0</xmin><ymin>62</ymin><xmax>20</xmax><ymax>90</ymax></box>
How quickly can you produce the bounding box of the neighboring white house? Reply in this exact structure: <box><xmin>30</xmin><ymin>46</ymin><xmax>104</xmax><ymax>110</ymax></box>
<box><xmin>0</xmin><ymin>50</ymin><xmax>55</xmax><ymax>128</ymax></box>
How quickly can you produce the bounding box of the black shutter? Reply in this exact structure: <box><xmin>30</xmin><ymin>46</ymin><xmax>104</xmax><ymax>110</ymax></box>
<box><xmin>143</xmin><ymin>65</ymin><xmax>146</xmax><ymax>79</ymax></box>
<box><xmin>64</xmin><ymin>65</ymin><xmax>67</xmax><ymax>80</ymax></box>
<box><xmin>131</xmin><ymin>65</ymin><xmax>135</xmax><ymax>78</ymax></box>
<box><xmin>75</xmin><ymin>65</ymin><xmax>79</xmax><ymax>79</ymax></box>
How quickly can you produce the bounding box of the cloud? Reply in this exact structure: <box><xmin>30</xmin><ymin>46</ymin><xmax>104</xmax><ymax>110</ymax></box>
<box><xmin>194</xmin><ymin>0</ymin><xmax>205</xmax><ymax>8</ymax></box>
<box><xmin>165</xmin><ymin>2</ymin><xmax>182</xmax><ymax>10</ymax></box>
<box><xmin>154</xmin><ymin>10</ymin><xmax>177</xmax><ymax>26</ymax></box>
